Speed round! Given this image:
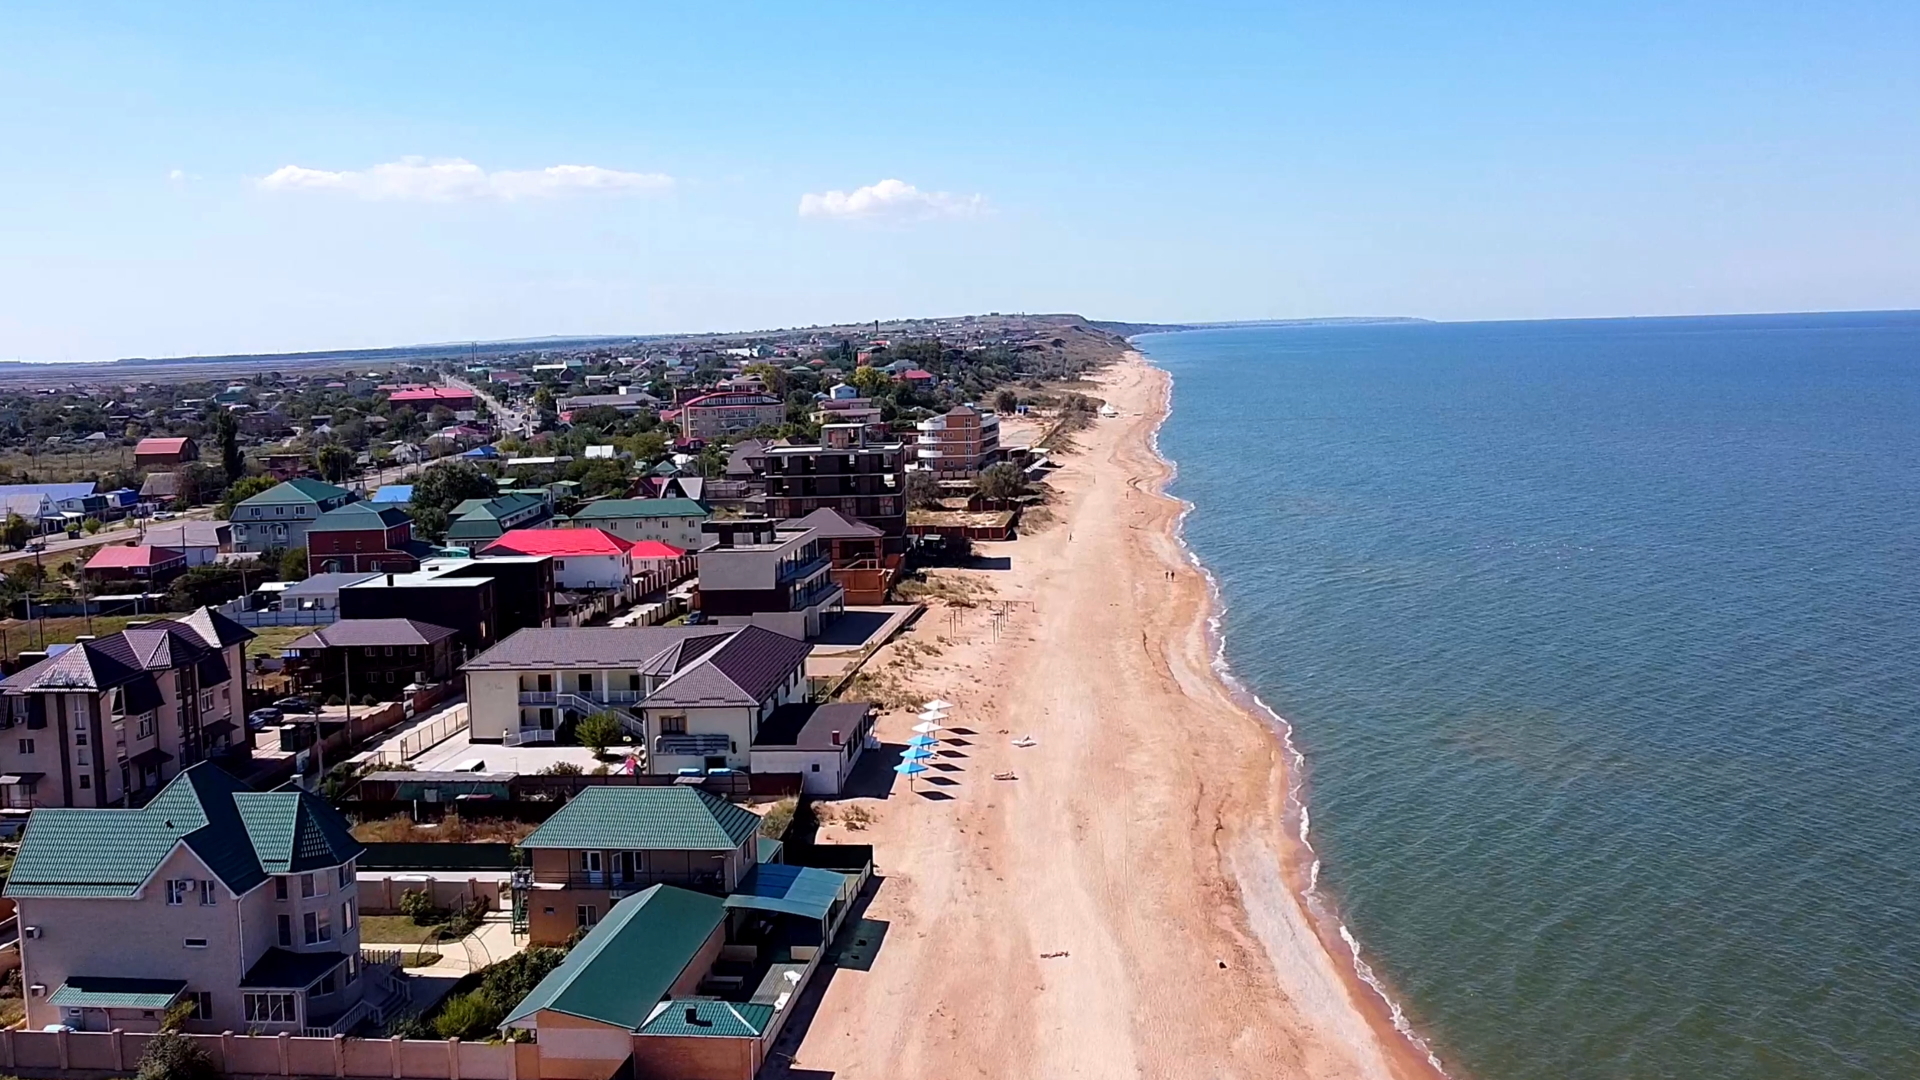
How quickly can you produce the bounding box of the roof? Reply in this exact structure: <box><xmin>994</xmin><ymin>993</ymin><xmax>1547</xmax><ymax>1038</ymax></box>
<box><xmin>134</xmin><ymin>436</ymin><xmax>194</xmax><ymax>455</ymax></box>
<box><xmin>370</xmin><ymin>485</ymin><xmax>414</xmax><ymax>503</ymax></box>
<box><xmin>4</xmin><ymin>763</ymin><xmax>362</xmax><ymax>899</ymax></box>
<box><xmin>452</xmin><ymin>492</ymin><xmax>546</xmax><ymax>522</ymax></box>
<box><xmin>722</xmin><ymin>863</ymin><xmax>851</xmax><ymax>922</ymax></box>
<box><xmin>0</xmin><ymin>614</ymin><xmax>244</xmax><ymax>699</ymax></box>
<box><xmin>309</xmin><ymin>503</ymin><xmax>413</xmax><ymax>533</ymax></box>
<box><xmin>0</xmin><ymin>482</ymin><xmax>95</xmax><ymax>502</ymax></box>
<box><xmin>177</xmin><ymin>606</ymin><xmax>255</xmax><ymax>649</ymax></box>
<box><xmin>627</xmin><ymin>540</ymin><xmax>686</xmax><ymax>559</ymax></box>
<box><xmin>780</xmin><ymin>508</ymin><xmax>883</xmax><ymax>540</ymax></box>
<box><xmin>86</xmin><ymin>545</ymin><xmax>185</xmax><ymax>569</ymax></box>
<box><xmin>142</xmin><ymin>521</ymin><xmax>228</xmax><ymax>549</ymax></box>
<box><xmin>484</xmin><ymin>528</ymin><xmax>631</xmax><ymax>558</ymax></box>
<box><xmin>753</xmin><ymin>702</ymin><xmax>872</xmax><ymax>751</ymax></box>
<box><xmin>285</xmin><ymin>619</ymin><xmax>458</xmax><ymax>650</ymax></box>
<box><xmin>387</xmin><ymin>387</ymin><xmax>474</xmax><ymax>404</ymax></box>
<box><xmin>502</xmin><ymin>886</ymin><xmax>726</xmax><ymax>1030</ymax></box>
<box><xmin>49</xmin><ymin>977</ymin><xmax>187</xmax><ymax>1009</ymax></box>
<box><xmin>568</xmin><ymin>498</ymin><xmax>708</xmax><ymax>521</ymax></box>
<box><xmin>237</xmin><ymin>478</ymin><xmax>352</xmax><ymax>507</ymax></box>
<box><xmin>279</xmin><ymin>571</ymin><xmax>379</xmax><ymax>597</ymax></box>
<box><xmin>519</xmin><ymin>787</ymin><xmax>761</xmax><ymax>852</ymax></box>
<box><xmin>645</xmin><ymin>625</ymin><xmax>812</xmax><ymax>708</ymax></box>
<box><xmin>462</xmin><ymin>626</ymin><xmax>724</xmax><ymax>671</ymax></box>
<box><xmin>639</xmin><ymin>1000</ymin><xmax>774</xmax><ymax>1039</ymax></box>
<box><xmin>240</xmin><ymin>948</ymin><xmax>350</xmax><ymax>990</ymax></box>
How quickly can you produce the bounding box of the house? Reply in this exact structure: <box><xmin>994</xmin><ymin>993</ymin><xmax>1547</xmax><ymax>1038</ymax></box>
<box><xmin>915</xmin><ymin>404</ymin><xmax>1002</xmax><ymax>478</ymax></box>
<box><xmin>386</xmin><ymin>386</ymin><xmax>475</xmax><ymax>411</ymax></box>
<box><xmin>0</xmin><ymin>608</ymin><xmax>253</xmax><ymax>808</ymax></box>
<box><xmin>338</xmin><ymin>571</ymin><xmax>499</xmax><ymax>653</ymax></box>
<box><xmin>133</xmin><ymin>437</ymin><xmax>198</xmax><ymax>468</ymax></box>
<box><xmin>306</xmin><ymin>503</ymin><xmax>430</xmax><ymax>575</ymax></box>
<box><xmin>513</xmin><ymin>790</ymin><xmax>757</xmax><ymax>944</ymax></box>
<box><xmin>565</xmin><ymin>497</ymin><xmax>711</xmax><ymax>551</ymax></box>
<box><xmin>83</xmin><ymin>544</ymin><xmax>188</xmax><ymax>585</ymax></box>
<box><xmin>694</xmin><ymin>519</ymin><xmax>844</xmax><ymax>640</ymax></box>
<box><xmin>628</xmin><ymin>540</ymin><xmax>694</xmax><ymax>593</ymax></box>
<box><xmin>414</xmin><ymin>556</ymin><xmax>556</xmax><ymax>639</ymax></box>
<box><xmin>444</xmin><ymin>492</ymin><xmax>553</xmax><ymax>551</ymax></box>
<box><xmin>282</xmin><ymin>619</ymin><xmax>461</xmax><ymax>702</ymax></box>
<box><xmin>261</xmin><ymin>452</ymin><xmax>312</xmax><ymax>481</ymax></box>
<box><xmin>273</xmin><ymin>572</ymin><xmax>377</xmax><ymax>614</ymax></box>
<box><xmin>778</xmin><ymin>508</ymin><xmax>896</xmax><ymax>604</ymax></box>
<box><xmin>230</xmin><ymin>479</ymin><xmax>356</xmax><ymax>554</ymax></box>
<box><xmin>137</xmin><ymin>472</ymin><xmax>183</xmax><ymax>507</ymax></box>
<box><xmin>898</xmin><ymin>368</ymin><xmax>937</xmax><ymax>387</ymax></box>
<box><xmin>459</xmin><ymin>624</ymin><xmax>809</xmax><ymax>754</ymax></box>
<box><xmin>142</xmin><ymin>521</ymin><xmax>232</xmax><ymax>567</ymax></box>
<box><xmin>761</xmin><ymin>424</ymin><xmax>908</xmax><ymax>546</ymax></box>
<box><xmin>0</xmin><ymin>482</ymin><xmax>101</xmax><ymax>518</ymax></box>
<box><xmin>749</xmin><ymin>701</ymin><xmax>874</xmax><ymax>795</ymax></box>
<box><xmin>0</xmin><ymin>491</ymin><xmax>58</xmax><ymax>531</ymax></box>
<box><xmin>482</xmin><ymin>528</ymin><xmax>633</xmax><ymax>596</ymax></box>
<box><xmin>3</xmin><ymin>763</ymin><xmax>389</xmax><ymax>1036</ymax></box>
<box><xmin>677</xmin><ymin>392</ymin><xmax>785</xmax><ymax>442</ymax></box>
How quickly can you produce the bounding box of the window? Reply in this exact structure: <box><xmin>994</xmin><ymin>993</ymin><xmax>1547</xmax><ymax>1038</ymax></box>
<box><xmin>244</xmin><ymin>993</ymin><xmax>295</xmax><ymax>1023</ymax></box>
<box><xmin>577</xmin><ymin>673</ymin><xmax>593</xmax><ymax>693</ymax></box>
<box><xmin>341</xmin><ymin>900</ymin><xmax>355</xmax><ymax>932</ymax></box>
<box><xmin>274</xmin><ymin>876</ymin><xmax>288</xmax><ymax>901</ymax></box>
<box><xmin>136</xmin><ymin>714</ymin><xmax>155</xmax><ymax>739</ymax></box>
<box><xmin>188</xmin><ymin>992</ymin><xmax>213</xmax><ymax>1020</ymax></box>
<box><xmin>278</xmin><ymin>915</ymin><xmax>292</xmax><ymax>947</ymax></box>
<box><xmin>16</xmin><ymin>739</ymin><xmax>31</xmax><ymax>754</ymax></box>
<box><xmin>383</xmin><ymin>646</ymin><xmax>393</xmax><ymax>656</ymax></box>
<box><xmin>73</xmin><ymin>730</ymin><xmax>87</xmax><ymax>747</ymax></box>
<box><xmin>660</xmin><ymin>715</ymin><xmax>687</xmax><ymax>735</ymax></box>
<box><xmin>199</xmin><ymin>880</ymin><xmax>217</xmax><ymax>906</ymax></box>
<box><xmin>303</xmin><ymin>911</ymin><xmax>319</xmax><ymax>944</ymax></box>
<box><xmin>166</xmin><ymin>880</ymin><xmax>189</xmax><ymax>906</ymax></box>
<box><xmin>183</xmin><ymin>938</ymin><xmax>208</xmax><ymax>949</ymax></box>
<box><xmin>576</xmin><ymin>905</ymin><xmax>597</xmax><ymax>929</ymax></box>
<box><xmin>300</xmin><ymin>872</ymin><xmax>318</xmax><ymax>898</ymax></box>
<box><xmin>318</xmin><ymin>973</ymin><xmax>337</xmax><ymax>996</ymax></box>
<box><xmin>317</xmin><ymin>907</ymin><xmax>331</xmax><ymax>941</ymax></box>
<box><xmin>363</xmin><ymin>647</ymin><xmax>374</xmax><ymax>657</ymax></box>
<box><xmin>338</xmin><ymin>861</ymin><xmax>353</xmax><ymax>888</ymax></box>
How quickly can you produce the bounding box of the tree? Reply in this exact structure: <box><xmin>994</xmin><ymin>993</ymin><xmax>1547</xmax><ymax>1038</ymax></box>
<box><xmin>315</xmin><ymin>443</ymin><xmax>354</xmax><ymax>483</ymax></box>
<box><xmin>743</xmin><ymin>362</ymin><xmax>787</xmax><ymax>397</ymax></box>
<box><xmin>212</xmin><ymin>408</ymin><xmax>243</xmax><ymax>482</ymax></box>
<box><xmin>278</xmin><ymin>547</ymin><xmax>309</xmax><ymax>581</ymax></box>
<box><xmin>993</xmin><ymin>388</ymin><xmax>1020</xmax><ymax>414</ymax></box>
<box><xmin>848</xmin><ymin>365</ymin><xmax>891</xmax><ymax>396</ymax></box>
<box><xmin>174</xmin><ymin>462</ymin><xmax>226</xmax><ymax>507</ymax></box>
<box><xmin>217</xmin><ymin>474</ymin><xmax>278</xmax><ymax>520</ymax></box>
<box><xmin>434</xmin><ymin>991</ymin><xmax>505</xmax><ymax>1040</ymax></box>
<box><xmin>409</xmin><ymin>460</ymin><xmax>496</xmax><ymax>541</ymax></box>
<box><xmin>477</xmin><ymin>947</ymin><xmax>569</xmax><ymax>1012</ymax></box>
<box><xmin>135</xmin><ymin>1032</ymin><xmax>219</xmax><ymax>1080</ymax></box>
<box><xmin>1</xmin><ymin>512</ymin><xmax>29</xmax><ymax>550</ymax></box>
<box><xmin>532</xmin><ymin>386</ymin><xmax>556</xmax><ymax>414</ymax></box>
<box><xmin>907</xmin><ymin>469</ymin><xmax>943</xmax><ymax>510</ymax></box>
<box><xmin>576</xmin><ymin>712</ymin><xmax>623</xmax><ymax>758</ymax></box>
<box><xmin>975</xmin><ymin>462</ymin><xmax>1029</xmax><ymax>501</ymax></box>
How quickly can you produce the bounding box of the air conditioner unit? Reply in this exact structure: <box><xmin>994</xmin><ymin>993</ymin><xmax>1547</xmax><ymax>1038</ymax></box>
<box><xmin>23</xmin><ymin>925</ymin><xmax>42</xmax><ymax>939</ymax></box>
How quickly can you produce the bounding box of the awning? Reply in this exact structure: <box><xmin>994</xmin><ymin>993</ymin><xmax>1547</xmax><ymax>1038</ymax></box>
<box><xmin>127</xmin><ymin>747</ymin><xmax>174</xmax><ymax>770</ymax></box>
<box><xmin>0</xmin><ymin>772</ymin><xmax>43</xmax><ymax>786</ymax></box>
<box><xmin>722</xmin><ymin>864</ymin><xmax>851</xmax><ymax>922</ymax></box>
<box><xmin>49</xmin><ymin>977</ymin><xmax>186</xmax><ymax>1009</ymax></box>
<box><xmin>240</xmin><ymin>947</ymin><xmax>348</xmax><ymax>990</ymax></box>
<box><xmin>201</xmin><ymin>719</ymin><xmax>236</xmax><ymax>739</ymax></box>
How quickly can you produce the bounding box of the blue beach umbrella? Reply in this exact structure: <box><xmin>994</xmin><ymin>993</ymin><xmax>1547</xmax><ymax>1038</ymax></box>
<box><xmin>908</xmin><ymin>734</ymin><xmax>940</xmax><ymax>748</ymax></box>
<box><xmin>893</xmin><ymin>758</ymin><xmax>929</xmax><ymax>789</ymax></box>
<box><xmin>902</xmin><ymin>746</ymin><xmax>935</xmax><ymax>761</ymax></box>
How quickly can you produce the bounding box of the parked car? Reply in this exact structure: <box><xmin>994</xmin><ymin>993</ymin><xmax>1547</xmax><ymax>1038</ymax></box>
<box><xmin>246</xmin><ymin>707</ymin><xmax>283</xmax><ymax>729</ymax></box>
<box><xmin>273</xmin><ymin>696</ymin><xmax>316</xmax><ymax>714</ymax></box>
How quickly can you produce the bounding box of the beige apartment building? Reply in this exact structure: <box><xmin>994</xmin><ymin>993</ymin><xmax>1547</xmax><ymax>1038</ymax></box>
<box><xmin>914</xmin><ymin>403</ymin><xmax>1002</xmax><ymax>478</ymax></box>
<box><xmin>0</xmin><ymin>608</ymin><xmax>253</xmax><ymax>809</ymax></box>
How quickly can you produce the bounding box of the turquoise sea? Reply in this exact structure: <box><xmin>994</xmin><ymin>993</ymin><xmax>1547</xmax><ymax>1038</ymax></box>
<box><xmin>1142</xmin><ymin>313</ymin><xmax>1920</xmax><ymax>1080</ymax></box>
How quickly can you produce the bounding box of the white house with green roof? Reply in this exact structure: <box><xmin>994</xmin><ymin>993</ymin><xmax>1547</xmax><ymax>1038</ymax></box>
<box><xmin>443</xmin><ymin>492</ymin><xmax>553</xmax><ymax>550</ymax></box>
<box><xmin>563</xmin><ymin>497</ymin><xmax>710</xmax><ymax>551</ymax></box>
<box><xmin>3</xmin><ymin>763</ymin><xmax>397</xmax><ymax>1036</ymax></box>
<box><xmin>229</xmin><ymin>478</ymin><xmax>356</xmax><ymax>554</ymax></box>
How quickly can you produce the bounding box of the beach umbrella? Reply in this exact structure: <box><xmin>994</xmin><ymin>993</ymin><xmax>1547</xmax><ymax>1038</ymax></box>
<box><xmin>923</xmin><ymin>699</ymin><xmax>955</xmax><ymax>711</ymax></box>
<box><xmin>917</xmin><ymin>710</ymin><xmax>949</xmax><ymax>723</ymax></box>
<box><xmin>908</xmin><ymin>734</ymin><xmax>940</xmax><ymax>748</ymax></box>
<box><xmin>911</xmin><ymin>720</ymin><xmax>945</xmax><ymax>734</ymax></box>
<box><xmin>893</xmin><ymin>758</ymin><xmax>929</xmax><ymax>789</ymax></box>
<box><xmin>902</xmin><ymin>746</ymin><xmax>935</xmax><ymax>761</ymax></box>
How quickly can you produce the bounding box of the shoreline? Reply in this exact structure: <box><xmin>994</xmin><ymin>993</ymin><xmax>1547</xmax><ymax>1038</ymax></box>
<box><xmin>1145</xmin><ymin>351</ymin><xmax>1451</xmax><ymax>1076</ymax></box>
<box><xmin>784</xmin><ymin>350</ymin><xmax>1444</xmax><ymax>1079</ymax></box>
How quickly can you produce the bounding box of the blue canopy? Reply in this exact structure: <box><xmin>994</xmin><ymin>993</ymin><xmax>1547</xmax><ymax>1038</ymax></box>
<box><xmin>907</xmin><ymin>734</ymin><xmax>940</xmax><ymax>748</ymax></box>
<box><xmin>901</xmin><ymin>746</ymin><xmax>934</xmax><ymax>761</ymax></box>
<box><xmin>893</xmin><ymin>760</ymin><xmax>928</xmax><ymax>775</ymax></box>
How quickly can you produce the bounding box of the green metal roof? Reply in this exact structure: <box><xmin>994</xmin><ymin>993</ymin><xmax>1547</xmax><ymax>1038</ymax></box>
<box><xmin>4</xmin><ymin>764</ymin><xmax>362</xmax><ymax>899</ymax></box>
<box><xmin>308</xmin><ymin>503</ymin><xmax>412</xmax><ymax>533</ymax></box>
<box><xmin>567</xmin><ymin>498</ymin><xmax>708</xmax><ymax>521</ymax></box>
<box><xmin>49</xmin><ymin>977</ymin><xmax>186</xmax><ymax>1009</ymax></box>
<box><xmin>502</xmin><ymin>886</ymin><xmax>725</xmax><ymax>1030</ymax></box>
<box><xmin>236</xmin><ymin>478</ymin><xmax>352</xmax><ymax>507</ymax></box>
<box><xmin>756</xmin><ymin>837</ymin><xmax>783</xmax><ymax>864</ymax></box>
<box><xmin>519</xmin><ymin>787</ymin><xmax>761</xmax><ymax>852</ymax></box>
<box><xmin>721</xmin><ymin>863</ymin><xmax>850</xmax><ymax>922</ymax></box>
<box><xmin>638</xmin><ymin>1000</ymin><xmax>774</xmax><ymax>1038</ymax></box>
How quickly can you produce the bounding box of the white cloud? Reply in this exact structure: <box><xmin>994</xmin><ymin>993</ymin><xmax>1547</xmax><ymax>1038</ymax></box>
<box><xmin>257</xmin><ymin>157</ymin><xmax>673</xmax><ymax>202</ymax></box>
<box><xmin>168</xmin><ymin>169</ymin><xmax>185</xmax><ymax>181</ymax></box>
<box><xmin>798</xmin><ymin>178</ymin><xmax>986</xmax><ymax>221</ymax></box>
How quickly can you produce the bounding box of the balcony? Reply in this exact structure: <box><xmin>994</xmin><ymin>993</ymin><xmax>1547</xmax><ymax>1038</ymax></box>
<box><xmin>543</xmin><ymin>868</ymin><xmax>726</xmax><ymax>895</ymax></box>
<box><xmin>519</xmin><ymin>689</ymin><xmax>644</xmax><ymax>707</ymax></box>
<box><xmin>776</xmin><ymin>553</ymin><xmax>831</xmax><ymax>586</ymax></box>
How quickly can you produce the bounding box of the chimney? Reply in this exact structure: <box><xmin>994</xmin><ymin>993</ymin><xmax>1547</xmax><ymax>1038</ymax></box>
<box><xmin>685</xmin><ymin>1006</ymin><xmax>699</xmax><ymax>1024</ymax></box>
<box><xmin>387</xmin><ymin>573</ymin><xmax>395</xmax><ymax>586</ymax></box>
<box><xmin>831</xmin><ymin>729</ymin><xmax>842</xmax><ymax>746</ymax></box>
<box><xmin>73</xmin><ymin>635</ymin><xmax>95</xmax><ymax>644</ymax></box>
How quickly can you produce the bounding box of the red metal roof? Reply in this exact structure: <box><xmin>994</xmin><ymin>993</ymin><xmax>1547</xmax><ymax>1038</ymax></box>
<box><xmin>388</xmin><ymin>387</ymin><xmax>475</xmax><ymax>404</ymax></box>
<box><xmin>627</xmin><ymin>540</ymin><xmax>686</xmax><ymax>559</ymax></box>
<box><xmin>86</xmin><ymin>545</ymin><xmax>185</xmax><ymax>569</ymax></box>
<box><xmin>483</xmin><ymin>528</ymin><xmax>633</xmax><ymax>558</ymax></box>
<box><xmin>901</xmin><ymin>369</ymin><xmax>936</xmax><ymax>380</ymax></box>
<box><xmin>134</xmin><ymin>437</ymin><xmax>192</xmax><ymax>454</ymax></box>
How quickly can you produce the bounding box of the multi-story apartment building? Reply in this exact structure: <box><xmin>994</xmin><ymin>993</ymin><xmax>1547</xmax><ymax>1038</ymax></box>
<box><xmin>915</xmin><ymin>403</ymin><xmax>1002</xmax><ymax>478</ymax></box>
<box><xmin>694</xmin><ymin>519</ymin><xmax>844</xmax><ymax>639</ymax></box>
<box><xmin>564</xmin><ymin>498</ymin><xmax>711</xmax><ymax>551</ymax></box>
<box><xmin>762</xmin><ymin>423</ymin><xmax>907</xmax><ymax>545</ymax></box>
<box><xmin>676</xmin><ymin>391</ymin><xmax>784</xmax><ymax>442</ymax></box>
<box><xmin>0</xmin><ymin>608</ymin><xmax>253</xmax><ymax>809</ymax></box>
<box><xmin>230</xmin><ymin>479</ymin><xmax>356</xmax><ymax>554</ymax></box>
<box><xmin>3</xmin><ymin>763</ymin><xmax>393</xmax><ymax>1036</ymax></box>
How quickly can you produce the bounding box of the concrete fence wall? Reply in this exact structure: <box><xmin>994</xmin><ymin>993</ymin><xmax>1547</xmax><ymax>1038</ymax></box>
<box><xmin>359</xmin><ymin>875</ymin><xmax>504</xmax><ymax>915</ymax></box>
<box><xmin>0</xmin><ymin>1027</ymin><xmax>539</xmax><ymax>1080</ymax></box>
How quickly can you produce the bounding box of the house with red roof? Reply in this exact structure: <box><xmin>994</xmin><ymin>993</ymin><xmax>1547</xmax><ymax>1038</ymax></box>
<box><xmin>132</xmin><ymin>436</ymin><xmax>198</xmax><ymax>468</ymax></box>
<box><xmin>899</xmin><ymin>368</ymin><xmax>937</xmax><ymax>386</ymax></box>
<box><xmin>626</xmin><ymin>539</ymin><xmax>694</xmax><ymax>593</ymax></box>
<box><xmin>386</xmin><ymin>386</ymin><xmax>475</xmax><ymax>410</ymax></box>
<box><xmin>83</xmin><ymin>544</ymin><xmax>188</xmax><ymax>585</ymax></box>
<box><xmin>482</xmin><ymin>528</ymin><xmax>636</xmax><ymax>596</ymax></box>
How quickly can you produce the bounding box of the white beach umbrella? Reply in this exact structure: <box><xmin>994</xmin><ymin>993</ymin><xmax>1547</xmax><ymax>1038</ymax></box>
<box><xmin>917</xmin><ymin>710</ymin><xmax>949</xmax><ymax>723</ymax></box>
<box><xmin>922</xmin><ymin>699</ymin><xmax>955</xmax><ymax>711</ymax></box>
<box><xmin>911</xmin><ymin>720</ymin><xmax>945</xmax><ymax>734</ymax></box>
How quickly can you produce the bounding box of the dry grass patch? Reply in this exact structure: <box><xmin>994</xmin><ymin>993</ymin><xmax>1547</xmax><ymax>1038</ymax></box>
<box><xmin>351</xmin><ymin>814</ymin><xmax>536</xmax><ymax>845</ymax></box>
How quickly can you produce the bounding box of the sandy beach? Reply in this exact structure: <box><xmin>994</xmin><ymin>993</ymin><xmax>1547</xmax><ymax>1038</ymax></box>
<box><xmin>775</xmin><ymin>352</ymin><xmax>1443</xmax><ymax>1080</ymax></box>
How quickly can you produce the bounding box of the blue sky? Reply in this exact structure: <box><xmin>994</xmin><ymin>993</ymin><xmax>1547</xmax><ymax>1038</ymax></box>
<box><xmin>2</xmin><ymin>1</ymin><xmax>1917</xmax><ymax>361</ymax></box>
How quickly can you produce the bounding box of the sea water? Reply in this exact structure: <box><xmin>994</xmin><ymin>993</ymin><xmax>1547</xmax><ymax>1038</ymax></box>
<box><xmin>1143</xmin><ymin>313</ymin><xmax>1920</xmax><ymax>1080</ymax></box>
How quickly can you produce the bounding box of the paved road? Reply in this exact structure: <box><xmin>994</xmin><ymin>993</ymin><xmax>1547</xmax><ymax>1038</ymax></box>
<box><xmin>445</xmin><ymin>375</ymin><xmax>535</xmax><ymax>439</ymax></box>
<box><xmin>0</xmin><ymin>507</ymin><xmax>221</xmax><ymax>568</ymax></box>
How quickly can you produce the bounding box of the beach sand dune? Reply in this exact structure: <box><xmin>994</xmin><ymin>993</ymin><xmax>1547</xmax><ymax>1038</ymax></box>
<box><xmin>774</xmin><ymin>354</ymin><xmax>1440</xmax><ymax>1080</ymax></box>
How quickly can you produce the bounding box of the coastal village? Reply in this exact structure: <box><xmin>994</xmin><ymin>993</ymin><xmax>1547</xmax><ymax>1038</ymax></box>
<box><xmin>0</xmin><ymin>315</ymin><xmax>1307</xmax><ymax>1080</ymax></box>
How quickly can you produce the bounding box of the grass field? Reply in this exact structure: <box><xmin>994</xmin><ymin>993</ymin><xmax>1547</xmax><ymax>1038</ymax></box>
<box><xmin>359</xmin><ymin>914</ymin><xmax>465</xmax><ymax>947</ymax></box>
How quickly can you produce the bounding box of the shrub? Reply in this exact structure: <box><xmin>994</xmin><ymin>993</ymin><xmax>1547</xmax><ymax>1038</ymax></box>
<box><xmin>538</xmin><ymin>761</ymin><xmax>583</xmax><ymax>776</ymax></box>
<box><xmin>326</xmin><ymin>694</ymin><xmax>345</xmax><ymax>707</ymax></box>
<box><xmin>398</xmin><ymin>888</ymin><xmax>441</xmax><ymax>925</ymax></box>
<box><xmin>433</xmin><ymin>992</ymin><xmax>504</xmax><ymax>1040</ymax></box>
<box><xmin>761</xmin><ymin>796</ymin><xmax>798</xmax><ymax>839</ymax></box>
<box><xmin>136</xmin><ymin>1032</ymin><xmax>219</xmax><ymax>1080</ymax></box>
<box><xmin>575</xmin><ymin>712</ymin><xmax>623</xmax><ymax>757</ymax></box>
<box><xmin>477</xmin><ymin>947</ymin><xmax>569</xmax><ymax>1012</ymax></box>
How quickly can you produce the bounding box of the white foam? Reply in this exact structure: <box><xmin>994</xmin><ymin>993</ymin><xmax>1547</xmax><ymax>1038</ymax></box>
<box><xmin>1148</xmin><ymin>353</ymin><xmax>1449</xmax><ymax>1078</ymax></box>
